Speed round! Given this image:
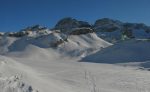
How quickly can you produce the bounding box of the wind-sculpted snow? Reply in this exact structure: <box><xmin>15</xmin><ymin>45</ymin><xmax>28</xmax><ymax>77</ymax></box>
<box><xmin>82</xmin><ymin>39</ymin><xmax>150</xmax><ymax>65</ymax></box>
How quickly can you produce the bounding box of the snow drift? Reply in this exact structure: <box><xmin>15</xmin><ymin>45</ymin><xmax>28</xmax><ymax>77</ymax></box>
<box><xmin>82</xmin><ymin>39</ymin><xmax>150</xmax><ymax>64</ymax></box>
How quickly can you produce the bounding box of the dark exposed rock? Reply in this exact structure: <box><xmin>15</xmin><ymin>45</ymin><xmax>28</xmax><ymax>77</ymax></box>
<box><xmin>21</xmin><ymin>25</ymin><xmax>47</xmax><ymax>32</ymax></box>
<box><xmin>146</xmin><ymin>28</ymin><xmax>150</xmax><ymax>33</ymax></box>
<box><xmin>6</xmin><ymin>31</ymin><xmax>29</xmax><ymax>37</ymax></box>
<box><xmin>54</xmin><ymin>17</ymin><xmax>91</xmax><ymax>33</ymax></box>
<box><xmin>93</xmin><ymin>18</ymin><xmax>150</xmax><ymax>43</ymax></box>
<box><xmin>51</xmin><ymin>39</ymin><xmax>65</xmax><ymax>47</ymax></box>
<box><xmin>95</xmin><ymin>18</ymin><xmax>117</xmax><ymax>26</ymax></box>
<box><xmin>69</xmin><ymin>28</ymin><xmax>94</xmax><ymax>35</ymax></box>
<box><xmin>94</xmin><ymin>18</ymin><xmax>122</xmax><ymax>32</ymax></box>
<box><xmin>121</xmin><ymin>23</ymin><xmax>134</xmax><ymax>38</ymax></box>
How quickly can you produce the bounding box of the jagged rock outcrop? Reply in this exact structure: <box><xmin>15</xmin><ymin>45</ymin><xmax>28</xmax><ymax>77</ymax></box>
<box><xmin>69</xmin><ymin>28</ymin><xmax>94</xmax><ymax>35</ymax></box>
<box><xmin>94</xmin><ymin>18</ymin><xmax>122</xmax><ymax>32</ymax></box>
<box><xmin>121</xmin><ymin>23</ymin><xmax>150</xmax><ymax>39</ymax></box>
<box><xmin>93</xmin><ymin>18</ymin><xmax>150</xmax><ymax>42</ymax></box>
<box><xmin>54</xmin><ymin>17</ymin><xmax>91</xmax><ymax>33</ymax></box>
<box><xmin>7</xmin><ymin>31</ymin><xmax>29</xmax><ymax>37</ymax></box>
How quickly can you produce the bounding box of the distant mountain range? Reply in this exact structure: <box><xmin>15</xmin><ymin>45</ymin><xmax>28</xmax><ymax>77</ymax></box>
<box><xmin>0</xmin><ymin>18</ymin><xmax>150</xmax><ymax>92</ymax></box>
<box><xmin>0</xmin><ymin>17</ymin><xmax>150</xmax><ymax>43</ymax></box>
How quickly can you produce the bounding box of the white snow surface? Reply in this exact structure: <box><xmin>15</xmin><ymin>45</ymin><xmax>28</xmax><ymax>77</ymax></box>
<box><xmin>57</xmin><ymin>33</ymin><xmax>111</xmax><ymax>56</ymax></box>
<box><xmin>0</xmin><ymin>32</ymin><xmax>150</xmax><ymax>92</ymax></box>
<box><xmin>82</xmin><ymin>39</ymin><xmax>150</xmax><ymax>64</ymax></box>
<box><xmin>0</xmin><ymin>32</ymin><xmax>111</xmax><ymax>57</ymax></box>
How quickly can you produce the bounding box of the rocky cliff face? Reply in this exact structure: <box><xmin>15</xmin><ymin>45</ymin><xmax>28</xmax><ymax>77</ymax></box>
<box><xmin>54</xmin><ymin>17</ymin><xmax>91</xmax><ymax>33</ymax></box>
<box><xmin>93</xmin><ymin>18</ymin><xmax>150</xmax><ymax>42</ymax></box>
<box><xmin>53</xmin><ymin>17</ymin><xmax>150</xmax><ymax>43</ymax></box>
<box><xmin>93</xmin><ymin>18</ymin><xmax>122</xmax><ymax>32</ymax></box>
<box><xmin>69</xmin><ymin>28</ymin><xmax>94</xmax><ymax>35</ymax></box>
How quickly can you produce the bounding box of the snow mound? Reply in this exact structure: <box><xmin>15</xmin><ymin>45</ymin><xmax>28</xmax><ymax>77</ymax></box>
<box><xmin>82</xmin><ymin>39</ymin><xmax>150</xmax><ymax>63</ymax></box>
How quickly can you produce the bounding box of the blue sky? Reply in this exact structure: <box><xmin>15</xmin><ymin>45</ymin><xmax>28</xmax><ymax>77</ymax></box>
<box><xmin>0</xmin><ymin>0</ymin><xmax>150</xmax><ymax>32</ymax></box>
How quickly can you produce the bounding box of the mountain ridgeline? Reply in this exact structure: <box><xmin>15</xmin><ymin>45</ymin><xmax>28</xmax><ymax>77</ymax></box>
<box><xmin>0</xmin><ymin>17</ymin><xmax>150</xmax><ymax>43</ymax></box>
<box><xmin>54</xmin><ymin>17</ymin><xmax>150</xmax><ymax>42</ymax></box>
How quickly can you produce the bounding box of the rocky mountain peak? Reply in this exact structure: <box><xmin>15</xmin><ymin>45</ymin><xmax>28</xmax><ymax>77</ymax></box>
<box><xmin>54</xmin><ymin>17</ymin><xmax>91</xmax><ymax>32</ymax></box>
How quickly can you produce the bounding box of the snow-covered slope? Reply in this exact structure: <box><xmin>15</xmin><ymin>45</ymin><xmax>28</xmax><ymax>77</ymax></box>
<box><xmin>57</xmin><ymin>33</ymin><xmax>111</xmax><ymax>56</ymax></box>
<box><xmin>0</xmin><ymin>53</ymin><xmax>77</xmax><ymax>92</ymax></box>
<box><xmin>0</xmin><ymin>37</ymin><xmax>17</xmax><ymax>54</ymax></box>
<box><xmin>1</xmin><ymin>45</ymin><xmax>150</xmax><ymax>92</ymax></box>
<box><xmin>0</xmin><ymin>32</ymin><xmax>111</xmax><ymax>57</ymax></box>
<box><xmin>0</xmin><ymin>18</ymin><xmax>150</xmax><ymax>92</ymax></box>
<box><xmin>82</xmin><ymin>39</ymin><xmax>150</xmax><ymax>64</ymax></box>
<box><xmin>0</xmin><ymin>36</ymin><xmax>150</xmax><ymax>92</ymax></box>
<box><xmin>0</xmin><ymin>56</ymin><xmax>39</xmax><ymax>92</ymax></box>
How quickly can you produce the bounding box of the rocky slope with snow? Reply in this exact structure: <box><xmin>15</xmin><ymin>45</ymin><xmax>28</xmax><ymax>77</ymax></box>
<box><xmin>94</xmin><ymin>18</ymin><xmax>150</xmax><ymax>43</ymax></box>
<box><xmin>1</xmin><ymin>17</ymin><xmax>150</xmax><ymax>43</ymax></box>
<box><xmin>0</xmin><ymin>26</ymin><xmax>111</xmax><ymax>56</ymax></box>
<box><xmin>53</xmin><ymin>17</ymin><xmax>150</xmax><ymax>43</ymax></box>
<box><xmin>0</xmin><ymin>17</ymin><xmax>150</xmax><ymax>92</ymax></box>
